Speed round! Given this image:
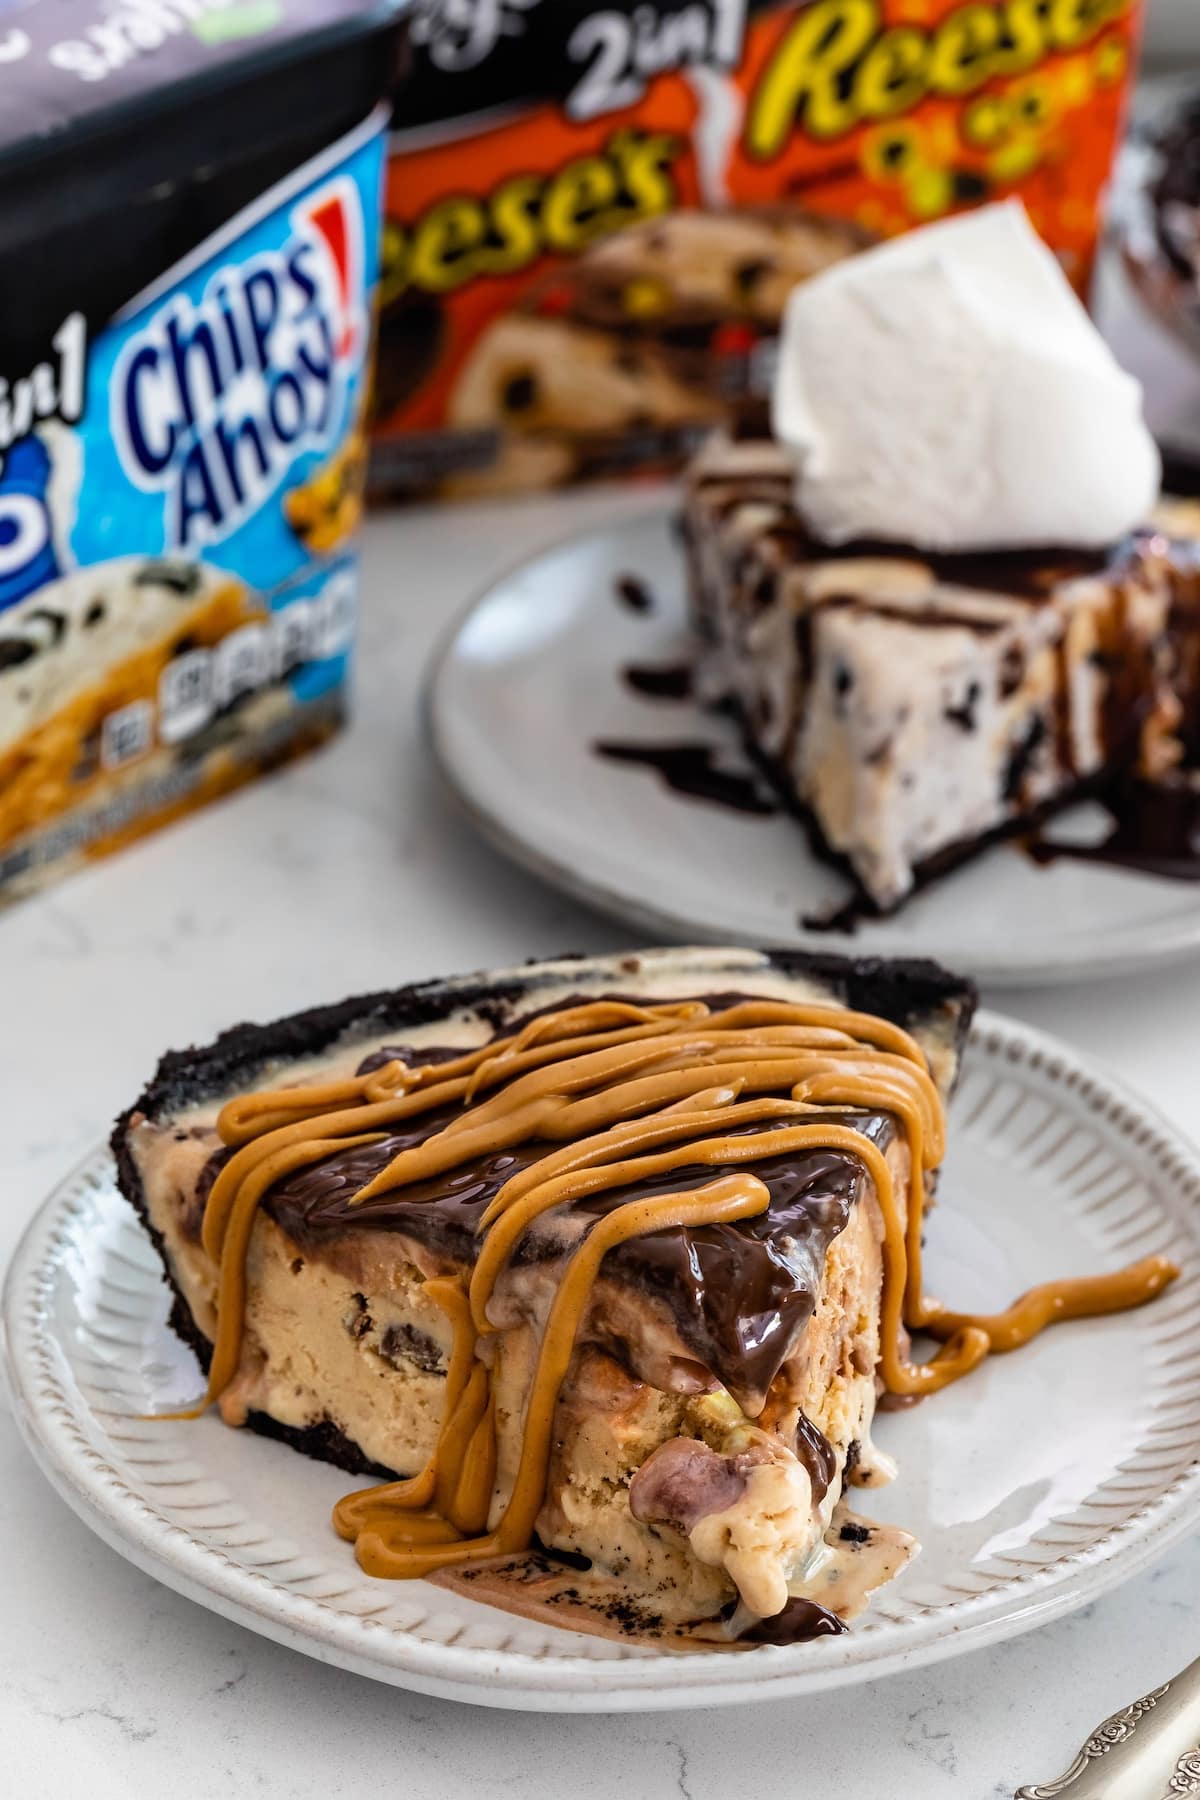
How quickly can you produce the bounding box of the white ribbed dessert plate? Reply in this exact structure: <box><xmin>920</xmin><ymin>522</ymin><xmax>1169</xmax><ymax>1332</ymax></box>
<box><xmin>427</xmin><ymin>506</ymin><xmax>1200</xmax><ymax>986</ymax></box>
<box><xmin>5</xmin><ymin>1013</ymin><xmax>1200</xmax><ymax>1710</ymax></box>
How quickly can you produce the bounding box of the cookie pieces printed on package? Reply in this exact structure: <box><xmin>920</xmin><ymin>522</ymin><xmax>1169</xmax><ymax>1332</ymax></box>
<box><xmin>373</xmin><ymin>0</ymin><xmax>1142</xmax><ymax>499</ymax></box>
<box><xmin>0</xmin><ymin>0</ymin><xmax>399</xmax><ymax>902</ymax></box>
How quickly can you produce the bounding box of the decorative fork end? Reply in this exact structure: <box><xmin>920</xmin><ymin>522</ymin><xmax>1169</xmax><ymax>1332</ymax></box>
<box><xmin>1014</xmin><ymin>1673</ymin><xmax>1200</xmax><ymax>1798</ymax></box>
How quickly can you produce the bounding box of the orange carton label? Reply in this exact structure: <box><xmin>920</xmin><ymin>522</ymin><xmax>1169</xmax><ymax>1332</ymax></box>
<box><xmin>375</xmin><ymin>0</ymin><xmax>1141</xmax><ymax>498</ymax></box>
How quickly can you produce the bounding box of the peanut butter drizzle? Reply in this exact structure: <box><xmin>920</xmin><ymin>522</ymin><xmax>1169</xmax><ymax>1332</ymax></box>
<box><xmin>179</xmin><ymin>996</ymin><xmax>1178</xmax><ymax>1582</ymax></box>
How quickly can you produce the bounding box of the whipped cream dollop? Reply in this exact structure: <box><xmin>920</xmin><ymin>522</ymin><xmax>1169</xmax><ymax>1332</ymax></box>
<box><xmin>771</xmin><ymin>201</ymin><xmax>1160</xmax><ymax>551</ymax></box>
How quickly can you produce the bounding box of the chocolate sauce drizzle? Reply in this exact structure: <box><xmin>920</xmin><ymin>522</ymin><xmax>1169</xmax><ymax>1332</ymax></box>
<box><xmin>736</xmin><ymin>1596</ymin><xmax>847</xmax><ymax>1642</ymax></box>
<box><xmin>613</xmin><ymin>574</ymin><xmax>655</xmax><ymax>613</ymax></box>
<box><xmin>1028</xmin><ymin>776</ymin><xmax>1200</xmax><ymax>882</ymax></box>
<box><xmin>622</xmin><ymin>661</ymin><xmax>694</xmax><ymax>700</ymax></box>
<box><xmin>593</xmin><ymin>740</ymin><xmax>779</xmax><ymax>818</ymax></box>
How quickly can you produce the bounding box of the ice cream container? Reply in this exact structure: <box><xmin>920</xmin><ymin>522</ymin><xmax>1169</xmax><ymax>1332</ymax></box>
<box><xmin>372</xmin><ymin>0</ymin><xmax>1143</xmax><ymax>502</ymax></box>
<box><xmin>0</xmin><ymin>0</ymin><xmax>404</xmax><ymax>901</ymax></box>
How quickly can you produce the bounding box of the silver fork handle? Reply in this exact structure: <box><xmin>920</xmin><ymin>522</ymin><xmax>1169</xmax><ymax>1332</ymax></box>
<box><xmin>1014</xmin><ymin>1656</ymin><xmax>1200</xmax><ymax>1797</ymax></box>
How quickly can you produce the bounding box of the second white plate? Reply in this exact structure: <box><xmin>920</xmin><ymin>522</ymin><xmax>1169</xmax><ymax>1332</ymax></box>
<box><xmin>427</xmin><ymin>505</ymin><xmax>1200</xmax><ymax>985</ymax></box>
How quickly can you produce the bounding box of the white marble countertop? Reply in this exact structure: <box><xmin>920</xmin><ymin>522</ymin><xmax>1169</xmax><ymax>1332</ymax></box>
<box><xmin>4</xmin><ymin>488</ymin><xmax>1200</xmax><ymax>1800</ymax></box>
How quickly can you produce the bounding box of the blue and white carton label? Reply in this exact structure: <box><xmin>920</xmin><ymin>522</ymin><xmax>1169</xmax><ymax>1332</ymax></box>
<box><xmin>0</xmin><ymin>107</ymin><xmax>386</xmax><ymax>892</ymax></box>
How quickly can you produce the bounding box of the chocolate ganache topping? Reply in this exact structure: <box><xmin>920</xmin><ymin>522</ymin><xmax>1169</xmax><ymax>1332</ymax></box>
<box><xmin>262</xmin><ymin>1098</ymin><xmax>886</xmax><ymax>1412</ymax></box>
<box><xmin>208</xmin><ymin>997</ymin><xmax>888</xmax><ymax>1409</ymax></box>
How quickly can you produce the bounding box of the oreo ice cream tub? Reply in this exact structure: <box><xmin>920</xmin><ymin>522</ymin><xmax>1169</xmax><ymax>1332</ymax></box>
<box><xmin>0</xmin><ymin>0</ymin><xmax>404</xmax><ymax>902</ymax></box>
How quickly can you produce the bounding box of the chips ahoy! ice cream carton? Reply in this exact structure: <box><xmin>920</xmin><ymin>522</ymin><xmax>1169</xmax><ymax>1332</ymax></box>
<box><xmin>0</xmin><ymin>0</ymin><xmax>404</xmax><ymax>901</ymax></box>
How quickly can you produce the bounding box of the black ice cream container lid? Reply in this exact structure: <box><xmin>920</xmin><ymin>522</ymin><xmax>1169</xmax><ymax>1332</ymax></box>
<box><xmin>0</xmin><ymin>0</ymin><xmax>406</xmax><ymax>177</ymax></box>
<box><xmin>0</xmin><ymin>0</ymin><xmax>408</xmax><ymax>366</ymax></box>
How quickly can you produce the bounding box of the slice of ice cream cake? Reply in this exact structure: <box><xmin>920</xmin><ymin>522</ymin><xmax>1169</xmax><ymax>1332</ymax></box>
<box><xmin>113</xmin><ymin>946</ymin><xmax>1175</xmax><ymax>1646</ymax></box>
<box><xmin>683</xmin><ymin>438</ymin><xmax>1200</xmax><ymax>913</ymax></box>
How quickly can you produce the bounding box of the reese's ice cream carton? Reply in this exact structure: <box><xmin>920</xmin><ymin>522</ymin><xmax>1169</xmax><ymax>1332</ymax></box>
<box><xmin>373</xmin><ymin>0</ymin><xmax>1142</xmax><ymax>499</ymax></box>
<box><xmin>0</xmin><ymin>0</ymin><xmax>402</xmax><ymax>902</ymax></box>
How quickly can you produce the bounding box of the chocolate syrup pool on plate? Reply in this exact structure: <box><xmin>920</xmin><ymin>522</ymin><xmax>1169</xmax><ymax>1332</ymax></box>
<box><xmin>1028</xmin><ymin>775</ymin><xmax>1200</xmax><ymax>881</ymax></box>
<box><xmin>622</xmin><ymin>662</ymin><xmax>694</xmax><ymax>700</ymax></box>
<box><xmin>594</xmin><ymin>740</ymin><xmax>779</xmax><ymax>817</ymax></box>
